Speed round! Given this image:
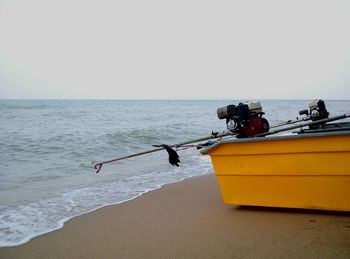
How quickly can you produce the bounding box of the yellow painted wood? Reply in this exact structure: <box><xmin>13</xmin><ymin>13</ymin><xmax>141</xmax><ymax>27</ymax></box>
<box><xmin>204</xmin><ymin>133</ymin><xmax>350</xmax><ymax>211</ymax></box>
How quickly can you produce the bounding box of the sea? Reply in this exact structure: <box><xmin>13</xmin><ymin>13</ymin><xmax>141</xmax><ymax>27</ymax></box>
<box><xmin>0</xmin><ymin>99</ymin><xmax>349</xmax><ymax>247</ymax></box>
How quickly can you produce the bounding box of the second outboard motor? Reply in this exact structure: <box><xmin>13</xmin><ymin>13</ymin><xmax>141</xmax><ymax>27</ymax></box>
<box><xmin>298</xmin><ymin>99</ymin><xmax>329</xmax><ymax>129</ymax></box>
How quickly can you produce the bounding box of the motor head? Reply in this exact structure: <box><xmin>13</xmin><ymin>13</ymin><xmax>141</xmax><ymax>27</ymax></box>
<box><xmin>298</xmin><ymin>99</ymin><xmax>329</xmax><ymax>121</ymax></box>
<box><xmin>217</xmin><ymin>101</ymin><xmax>269</xmax><ymax>137</ymax></box>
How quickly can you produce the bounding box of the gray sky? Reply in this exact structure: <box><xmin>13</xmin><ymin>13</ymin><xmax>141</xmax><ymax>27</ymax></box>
<box><xmin>0</xmin><ymin>0</ymin><xmax>349</xmax><ymax>99</ymax></box>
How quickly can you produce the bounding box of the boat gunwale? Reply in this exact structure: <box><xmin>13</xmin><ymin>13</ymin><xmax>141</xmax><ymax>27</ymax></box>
<box><xmin>200</xmin><ymin>130</ymin><xmax>350</xmax><ymax>155</ymax></box>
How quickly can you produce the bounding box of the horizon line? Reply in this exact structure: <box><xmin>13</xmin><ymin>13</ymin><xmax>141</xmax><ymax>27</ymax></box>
<box><xmin>1</xmin><ymin>98</ymin><xmax>350</xmax><ymax>101</ymax></box>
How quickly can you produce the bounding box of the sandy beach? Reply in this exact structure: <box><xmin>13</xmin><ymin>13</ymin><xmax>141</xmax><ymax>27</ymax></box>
<box><xmin>1</xmin><ymin>173</ymin><xmax>350</xmax><ymax>258</ymax></box>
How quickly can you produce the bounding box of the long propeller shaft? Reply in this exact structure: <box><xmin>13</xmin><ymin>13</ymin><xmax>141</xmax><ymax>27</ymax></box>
<box><xmin>93</xmin><ymin>113</ymin><xmax>349</xmax><ymax>173</ymax></box>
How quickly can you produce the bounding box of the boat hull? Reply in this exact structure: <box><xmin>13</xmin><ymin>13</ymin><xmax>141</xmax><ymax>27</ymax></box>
<box><xmin>201</xmin><ymin>131</ymin><xmax>350</xmax><ymax>211</ymax></box>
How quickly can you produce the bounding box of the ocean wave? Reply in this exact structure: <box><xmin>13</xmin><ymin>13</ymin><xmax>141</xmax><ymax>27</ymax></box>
<box><xmin>0</xmin><ymin>102</ymin><xmax>50</xmax><ymax>111</ymax></box>
<box><xmin>103</xmin><ymin>128</ymin><xmax>179</xmax><ymax>147</ymax></box>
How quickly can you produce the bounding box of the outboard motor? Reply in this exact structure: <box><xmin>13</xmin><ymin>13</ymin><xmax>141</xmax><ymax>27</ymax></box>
<box><xmin>298</xmin><ymin>99</ymin><xmax>329</xmax><ymax>129</ymax></box>
<box><xmin>299</xmin><ymin>99</ymin><xmax>329</xmax><ymax>121</ymax></box>
<box><xmin>217</xmin><ymin>101</ymin><xmax>269</xmax><ymax>138</ymax></box>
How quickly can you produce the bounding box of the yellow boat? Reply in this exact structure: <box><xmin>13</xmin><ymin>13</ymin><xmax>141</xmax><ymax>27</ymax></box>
<box><xmin>201</xmin><ymin>130</ymin><xmax>350</xmax><ymax>211</ymax></box>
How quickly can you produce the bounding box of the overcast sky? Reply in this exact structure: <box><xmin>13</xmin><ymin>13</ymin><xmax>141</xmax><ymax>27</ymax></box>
<box><xmin>0</xmin><ymin>0</ymin><xmax>349</xmax><ymax>99</ymax></box>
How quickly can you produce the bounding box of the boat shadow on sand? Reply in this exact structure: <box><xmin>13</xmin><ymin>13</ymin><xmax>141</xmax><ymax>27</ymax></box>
<box><xmin>233</xmin><ymin>205</ymin><xmax>350</xmax><ymax>217</ymax></box>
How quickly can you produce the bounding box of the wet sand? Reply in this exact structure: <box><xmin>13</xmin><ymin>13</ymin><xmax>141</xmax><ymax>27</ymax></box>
<box><xmin>1</xmin><ymin>173</ymin><xmax>350</xmax><ymax>258</ymax></box>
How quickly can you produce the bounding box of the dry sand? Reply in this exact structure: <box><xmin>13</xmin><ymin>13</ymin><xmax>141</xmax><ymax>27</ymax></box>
<box><xmin>1</xmin><ymin>173</ymin><xmax>350</xmax><ymax>259</ymax></box>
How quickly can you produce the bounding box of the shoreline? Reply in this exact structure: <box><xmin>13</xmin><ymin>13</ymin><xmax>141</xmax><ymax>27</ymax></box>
<box><xmin>0</xmin><ymin>172</ymin><xmax>210</xmax><ymax>248</ymax></box>
<box><xmin>1</xmin><ymin>173</ymin><xmax>350</xmax><ymax>258</ymax></box>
